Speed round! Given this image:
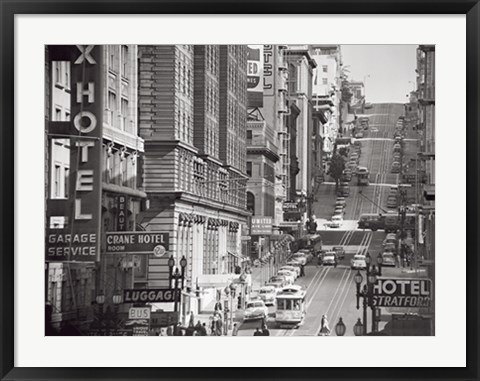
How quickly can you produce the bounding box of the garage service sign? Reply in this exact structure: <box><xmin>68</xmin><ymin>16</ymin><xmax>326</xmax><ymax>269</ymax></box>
<box><xmin>372</xmin><ymin>278</ymin><xmax>432</xmax><ymax>308</ymax></box>
<box><xmin>105</xmin><ymin>232</ymin><xmax>168</xmax><ymax>254</ymax></box>
<box><xmin>46</xmin><ymin>45</ymin><xmax>104</xmax><ymax>263</ymax></box>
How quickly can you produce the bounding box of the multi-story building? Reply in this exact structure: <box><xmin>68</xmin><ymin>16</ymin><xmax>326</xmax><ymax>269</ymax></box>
<box><xmin>348</xmin><ymin>80</ymin><xmax>365</xmax><ymax>110</ymax></box>
<box><xmin>45</xmin><ymin>45</ymin><xmax>144</xmax><ymax>331</ymax></box>
<box><xmin>285</xmin><ymin>45</ymin><xmax>317</xmax><ymax>225</ymax></box>
<box><xmin>414</xmin><ymin>44</ymin><xmax>435</xmax><ymax>334</ymax></box>
<box><xmin>311</xmin><ymin>45</ymin><xmax>342</xmax><ymax>175</ymax></box>
<box><xmin>416</xmin><ymin>45</ymin><xmax>435</xmax><ymax>262</ymax></box>
<box><xmin>137</xmin><ymin>45</ymin><xmax>249</xmax><ymax>321</ymax></box>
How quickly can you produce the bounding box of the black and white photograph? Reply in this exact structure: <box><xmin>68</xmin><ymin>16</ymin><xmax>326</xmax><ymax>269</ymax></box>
<box><xmin>44</xmin><ymin>44</ymin><xmax>435</xmax><ymax>337</ymax></box>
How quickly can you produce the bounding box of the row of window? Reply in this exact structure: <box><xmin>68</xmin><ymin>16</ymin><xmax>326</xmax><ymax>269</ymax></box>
<box><xmin>108</xmin><ymin>45</ymin><xmax>130</xmax><ymax>79</ymax></box>
<box><xmin>205</xmin><ymin>45</ymin><xmax>219</xmax><ymax>77</ymax></box>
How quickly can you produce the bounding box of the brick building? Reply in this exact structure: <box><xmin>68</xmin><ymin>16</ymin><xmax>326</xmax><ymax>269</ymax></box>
<box><xmin>137</xmin><ymin>45</ymin><xmax>249</xmax><ymax>321</ymax></box>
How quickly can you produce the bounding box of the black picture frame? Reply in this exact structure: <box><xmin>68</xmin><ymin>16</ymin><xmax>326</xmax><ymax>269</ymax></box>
<box><xmin>1</xmin><ymin>1</ymin><xmax>478</xmax><ymax>380</ymax></box>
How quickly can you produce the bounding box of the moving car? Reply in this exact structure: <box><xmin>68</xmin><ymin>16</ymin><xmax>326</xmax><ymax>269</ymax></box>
<box><xmin>322</xmin><ymin>252</ymin><xmax>337</xmax><ymax>266</ymax></box>
<box><xmin>259</xmin><ymin>286</ymin><xmax>277</xmax><ymax>306</ymax></box>
<box><xmin>332</xmin><ymin>246</ymin><xmax>345</xmax><ymax>259</ymax></box>
<box><xmin>381</xmin><ymin>252</ymin><xmax>396</xmax><ymax>267</ymax></box>
<box><xmin>244</xmin><ymin>300</ymin><xmax>269</xmax><ymax>321</ymax></box>
<box><xmin>329</xmin><ymin>215</ymin><xmax>343</xmax><ymax>228</ymax></box>
<box><xmin>351</xmin><ymin>254</ymin><xmax>367</xmax><ymax>270</ymax></box>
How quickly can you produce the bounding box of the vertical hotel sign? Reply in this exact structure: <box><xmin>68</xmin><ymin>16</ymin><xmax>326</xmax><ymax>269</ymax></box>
<box><xmin>247</xmin><ymin>45</ymin><xmax>263</xmax><ymax>108</ymax></box>
<box><xmin>46</xmin><ymin>45</ymin><xmax>103</xmax><ymax>262</ymax></box>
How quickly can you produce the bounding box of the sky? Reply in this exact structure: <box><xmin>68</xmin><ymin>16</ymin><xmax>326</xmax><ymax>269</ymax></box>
<box><xmin>341</xmin><ymin>45</ymin><xmax>417</xmax><ymax>104</ymax></box>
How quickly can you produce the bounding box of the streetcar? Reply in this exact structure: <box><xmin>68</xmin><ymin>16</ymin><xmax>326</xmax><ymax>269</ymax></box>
<box><xmin>275</xmin><ymin>285</ymin><xmax>307</xmax><ymax>328</ymax></box>
<box><xmin>357</xmin><ymin>213</ymin><xmax>386</xmax><ymax>231</ymax></box>
<box><xmin>356</xmin><ymin>166</ymin><xmax>370</xmax><ymax>186</ymax></box>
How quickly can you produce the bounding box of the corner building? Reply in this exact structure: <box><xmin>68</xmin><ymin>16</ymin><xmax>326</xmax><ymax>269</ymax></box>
<box><xmin>137</xmin><ymin>45</ymin><xmax>249</xmax><ymax>322</ymax></box>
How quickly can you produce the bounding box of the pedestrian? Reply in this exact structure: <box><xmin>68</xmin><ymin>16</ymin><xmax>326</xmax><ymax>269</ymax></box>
<box><xmin>166</xmin><ymin>325</ymin><xmax>173</xmax><ymax>336</ymax></box>
<box><xmin>232</xmin><ymin>323</ymin><xmax>239</xmax><ymax>336</ymax></box>
<box><xmin>319</xmin><ymin>314</ymin><xmax>331</xmax><ymax>336</ymax></box>
<box><xmin>210</xmin><ymin>316</ymin><xmax>216</xmax><ymax>336</ymax></box>
<box><xmin>262</xmin><ymin>323</ymin><xmax>270</xmax><ymax>336</ymax></box>
<box><xmin>158</xmin><ymin>329</ymin><xmax>164</xmax><ymax>336</ymax></box>
<box><xmin>253</xmin><ymin>328</ymin><xmax>263</xmax><ymax>336</ymax></box>
<box><xmin>215</xmin><ymin>316</ymin><xmax>223</xmax><ymax>336</ymax></box>
<box><xmin>300</xmin><ymin>264</ymin><xmax>305</xmax><ymax>277</ymax></box>
<box><xmin>334</xmin><ymin>259</ymin><xmax>338</xmax><ymax>269</ymax></box>
<box><xmin>195</xmin><ymin>320</ymin><xmax>202</xmax><ymax>335</ymax></box>
<box><xmin>200</xmin><ymin>323</ymin><xmax>208</xmax><ymax>336</ymax></box>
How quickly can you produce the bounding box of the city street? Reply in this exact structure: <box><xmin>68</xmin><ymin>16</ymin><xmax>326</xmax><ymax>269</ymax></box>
<box><xmin>313</xmin><ymin>103</ymin><xmax>405</xmax><ymax>226</ymax></box>
<box><xmin>238</xmin><ymin>103</ymin><xmax>425</xmax><ymax>336</ymax></box>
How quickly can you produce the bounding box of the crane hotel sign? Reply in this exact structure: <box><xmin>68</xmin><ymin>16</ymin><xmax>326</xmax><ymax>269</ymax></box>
<box><xmin>105</xmin><ymin>232</ymin><xmax>169</xmax><ymax>255</ymax></box>
<box><xmin>46</xmin><ymin>45</ymin><xmax>104</xmax><ymax>262</ymax></box>
<box><xmin>371</xmin><ymin>278</ymin><xmax>432</xmax><ymax>308</ymax></box>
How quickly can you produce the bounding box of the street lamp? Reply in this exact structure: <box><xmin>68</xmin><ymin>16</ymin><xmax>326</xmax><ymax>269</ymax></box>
<box><xmin>354</xmin><ymin>253</ymin><xmax>382</xmax><ymax>335</ymax></box>
<box><xmin>376</xmin><ymin>253</ymin><xmax>383</xmax><ymax>276</ymax></box>
<box><xmin>167</xmin><ymin>256</ymin><xmax>188</xmax><ymax>317</ymax></box>
<box><xmin>335</xmin><ymin>317</ymin><xmax>346</xmax><ymax>336</ymax></box>
<box><xmin>353</xmin><ymin>318</ymin><xmax>363</xmax><ymax>336</ymax></box>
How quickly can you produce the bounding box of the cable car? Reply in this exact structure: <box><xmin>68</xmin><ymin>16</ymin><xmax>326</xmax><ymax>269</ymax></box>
<box><xmin>275</xmin><ymin>285</ymin><xmax>307</xmax><ymax>328</ymax></box>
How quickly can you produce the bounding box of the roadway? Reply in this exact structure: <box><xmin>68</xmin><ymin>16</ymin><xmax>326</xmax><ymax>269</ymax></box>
<box><xmin>238</xmin><ymin>104</ymin><xmax>424</xmax><ymax>336</ymax></box>
<box><xmin>276</xmin><ymin>103</ymin><xmax>408</xmax><ymax>336</ymax></box>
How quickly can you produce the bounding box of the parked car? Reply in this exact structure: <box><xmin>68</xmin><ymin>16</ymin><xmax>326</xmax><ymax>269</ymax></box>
<box><xmin>387</xmin><ymin>196</ymin><xmax>398</xmax><ymax>208</ymax></box>
<box><xmin>269</xmin><ymin>275</ymin><xmax>289</xmax><ymax>287</ymax></box>
<box><xmin>265</xmin><ymin>281</ymin><xmax>283</xmax><ymax>292</ymax></box>
<box><xmin>351</xmin><ymin>254</ymin><xmax>367</xmax><ymax>270</ymax></box>
<box><xmin>277</xmin><ymin>269</ymin><xmax>296</xmax><ymax>284</ymax></box>
<box><xmin>259</xmin><ymin>286</ymin><xmax>277</xmax><ymax>306</ymax></box>
<box><xmin>329</xmin><ymin>215</ymin><xmax>343</xmax><ymax>228</ymax></box>
<box><xmin>381</xmin><ymin>252</ymin><xmax>396</xmax><ymax>267</ymax></box>
<box><xmin>383</xmin><ymin>233</ymin><xmax>398</xmax><ymax>246</ymax></box>
<box><xmin>244</xmin><ymin>300</ymin><xmax>269</xmax><ymax>320</ymax></box>
<box><xmin>383</xmin><ymin>242</ymin><xmax>397</xmax><ymax>253</ymax></box>
<box><xmin>332</xmin><ymin>246</ymin><xmax>345</xmax><ymax>259</ymax></box>
<box><xmin>355</xmin><ymin>131</ymin><xmax>364</xmax><ymax>138</ymax></box>
<box><xmin>280</xmin><ymin>265</ymin><xmax>300</xmax><ymax>278</ymax></box>
<box><xmin>391</xmin><ymin>161</ymin><xmax>401</xmax><ymax>173</ymax></box>
<box><xmin>322</xmin><ymin>252</ymin><xmax>337</xmax><ymax>266</ymax></box>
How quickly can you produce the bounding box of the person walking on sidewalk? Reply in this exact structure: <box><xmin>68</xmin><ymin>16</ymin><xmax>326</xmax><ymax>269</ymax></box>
<box><xmin>300</xmin><ymin>264</ymin><xmax>305</xmax><ymax>277</ymax></box>
<box><xmin>318</xmin><ymin>314</ymin><xmax>331</xmax><ymax>336</ymax></box>
<box><xmin>232</xmin><ymin>323</ymin><xmax>239</xmax><ymax>336</ymax></box>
